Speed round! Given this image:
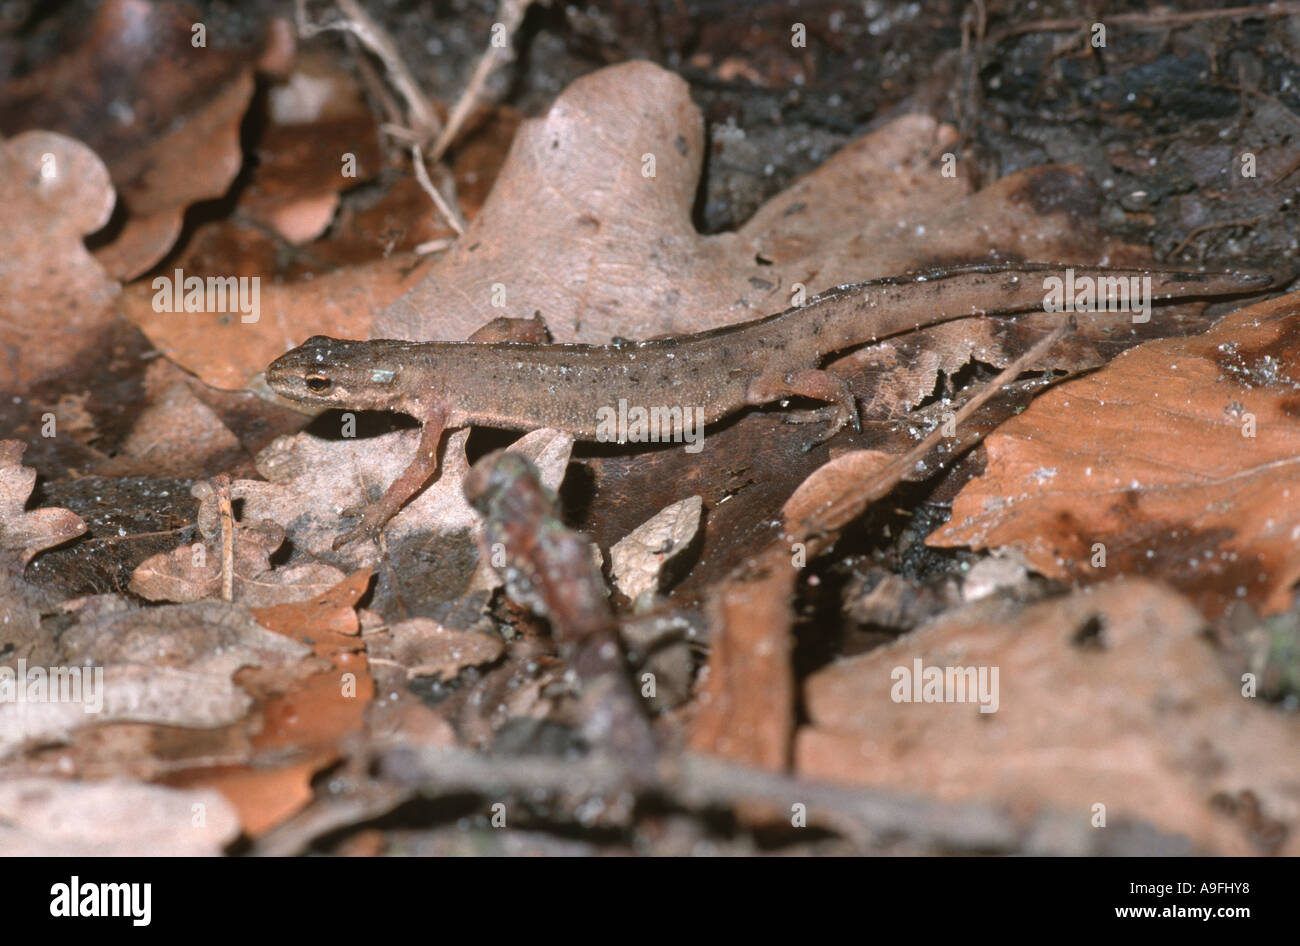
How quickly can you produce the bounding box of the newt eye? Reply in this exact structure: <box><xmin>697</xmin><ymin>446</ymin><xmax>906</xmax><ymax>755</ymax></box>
<box><xmin>305</xmin><ymin>373</ymin><xmax>332</xmax><ymax>393</ymax></box>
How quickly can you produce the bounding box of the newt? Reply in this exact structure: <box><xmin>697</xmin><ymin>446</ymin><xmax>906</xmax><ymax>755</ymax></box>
<box><xmin>265</xmin><ymin>262</ymin><xmax>1271</xmax><ymax>547</ymax></box>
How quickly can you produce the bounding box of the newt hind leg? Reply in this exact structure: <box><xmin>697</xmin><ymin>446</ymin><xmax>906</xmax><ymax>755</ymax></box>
<box><xmin>745</xmin><ymin>368</ymin><xmax>860</xmax><ymax>449</ymax></box>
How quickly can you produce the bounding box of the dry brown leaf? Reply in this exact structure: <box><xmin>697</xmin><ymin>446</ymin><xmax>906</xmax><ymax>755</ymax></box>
<box><xmin>162</xmin><ymin>756</ymin><xmax>326</xmax><ymax>839</ymax></box>
<box><xmin>0</xmin><ymin>665</ymin><xmax>253</xmax><ymax>759</ymax></box>
<box><xmin>0</xmin><ymin>132</ymin><xmax>119</xmax><ymax>393</ymax></box>
<box><xmin>687</xmin><ymin>450</ymin><xmax>906</xmax><ymax>771</ymax></box>
<box><xmin>0</xmin><ymin>777</ymin><xmax>240</xmax><ymax>855</ymax></box>
<box><xmin>781</xmin><ymin>449</ymin><xmax>896</xmax><ymax>544</ymax></box>
<box><xmin>112</xmin><ymin>379</ymin><xmax>244</xmax><ymax>477</ymax></box>
<box><xmin>123</xmin><ymin>253</ymin><xmax>433</xmax><ymax>390</ymax></box>
<box><xmin>57</xmin><ymin>599</ymin><xmax>310</xmax><ymax>673</ymax></box>
<box><xmin>930</xmin><ymin>291</ymin><xmax>1300</xmax><ymax>617</ymax></box>
<box><xmin>687</xmin><ymin>547</ymin><xmax>797</xmax><ymax>771</ymax></box>
<box><xmin>609</xmin><ymin>495</ymin><xmax>702</xmax><ymax>603</ymax></box>
<box><xmin>2</xmin><ymin>596</ymin><xmax>310</xmax><ymax>759</ymax></box>
<box><xmin>239</xmin><ymin>426</ymin><xmax>572</xmax><ymax>578</ymax></box>
<box><xmin>377</xmin><ymin>617</ymin><xmax>504</xmax><ymax>680</ymax></box>
<box><xmin>246</xmin><ymin>568</ymin><xmax>372</xmax><ymax>750</ymax></box>
<box><xmin>687</xmin><ymin>345</ymin><xmax>1067</xmax><ymax>773</ymax></box>
<box><xmin>129</xmin><ymin>478</ymin><xmax>344</xmax><ymax>606</ymax></box>
<box><xmin>737</xmin><ymin>118</ymin><xmax>969</xmax><ymax>267</ymax></box>
<box><xmin>378</xmin><ymin>61</ymin><xmax>745</xmax><ymax>342</ymax></box>
<box><xmin>0</xmin><ymin>440</ymin><xmax>86</xmax><ymax>570</ymax></box>
<box><xmin>114</xmin><ymin>67</ymin><xmax>517</xmax><ymax>390</ymax></box>
<box><xmin>375</xmin><ymin>65</ymin><xmax>1147</xmax><ymax>347</ymax></box>
<box><xmin>795</xmin><ymin>579</ymin><xmax>1300</xmax><ymax>855</ymax></box>
<box><xmin>0</xmin><ymin>0</ymin><xmax>256</xmax><ymax>279</ymax></box>
<box><xmin>252</xmin><ymin>567</ymin><xmax>372</xmax><ymax>649</ymax></box>
<box><xmin>240</xmin><ymin>52</ymin><xmax>382</xmax><ymax>244</ymax></box>
<box><xmin>188</xmin><ymin>570</ymin><xmax>378</xmax><ymax>835</ymax></box>
<box><xmin>374</xmin><ymin>66</ymin><xmax>970</xmax><ymax>343</ymax></box>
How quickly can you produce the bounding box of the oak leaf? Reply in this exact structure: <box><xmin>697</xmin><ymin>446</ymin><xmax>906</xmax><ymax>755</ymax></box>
<box><xmin>930</xmin><ymin>292</ymin><xmax>1300</xmax><ymax>617</ymax></box>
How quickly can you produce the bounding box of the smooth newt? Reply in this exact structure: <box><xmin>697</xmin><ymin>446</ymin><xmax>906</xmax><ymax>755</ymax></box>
<box><xmin>265</xmin><ymin>262</ymin><xmax>1271</xmax><ymax>547</ymax></box>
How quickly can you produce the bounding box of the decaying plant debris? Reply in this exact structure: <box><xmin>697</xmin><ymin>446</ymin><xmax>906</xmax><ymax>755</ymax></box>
<box><xmin>1</xmin><ymin>0</ymin><xmax>1299</xmax><ymax>857</ymax></box>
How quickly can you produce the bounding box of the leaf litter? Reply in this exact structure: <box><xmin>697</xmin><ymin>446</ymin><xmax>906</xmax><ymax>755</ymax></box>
<box><xmin>0</xmin><ymin>1</ymin><xmax>1297</xmax><ymax>856</ymax></box>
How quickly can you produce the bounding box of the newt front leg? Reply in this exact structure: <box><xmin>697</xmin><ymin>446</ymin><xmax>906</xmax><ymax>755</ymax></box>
<box><xmin>333</xmin><ymin>405</ymin><xmax>448</xmax><ymax>549</ymax></box>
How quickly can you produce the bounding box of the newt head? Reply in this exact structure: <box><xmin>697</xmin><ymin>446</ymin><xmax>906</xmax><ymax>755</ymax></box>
<box><xmin>266</xmin><ymin>335</ymin><xmax>413</xmax><ymax>412</ymax></box>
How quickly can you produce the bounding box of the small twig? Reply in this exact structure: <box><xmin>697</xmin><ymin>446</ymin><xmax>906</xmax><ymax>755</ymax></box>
<box><xmin>1170</xmin><ymin>216</ymin><xmax>1265</xmax><ymax>258</ymax></box>
<box><xmin>213</xmin><ymin>474</ymin><xmax>235</xmax><ymax>602</ymax></box>
<box><xmin>379</xmin><ymin>123</ymin><xmax>424</xmax><ymax>144</ymax></box>
<box><xmin>990</xmin><ymin>2</ymin><xmax>1300</xmax><ymax>44</ymax></box>
<box><xmin>414</xmin><ymin>237</ymin><xmax>457</xmax><ymax>256</ymax></box>
<box><xmin>429</xmin><ymin>0</ymin><xmax>537</xmax><ymax>161</ymax></box>
<box><xmin>956</xmin><ymin>0</ymin><xmax>986</xmax><ymax>153</ymax></box>
<box><xmin>374</xmin><ymin>744</ymin><xmax>1063</xmax><ymax>853</ymax></box>
<box><xmin>1219</xmin><ymin>80</ymin><xmax>1300</xmax><ymax>133</ymax></box>
<box><xmin>76</xmin><ymin>527</ymin><xmax>191</xmax><ymax>544</ymax></box>
<box><xmin>344</xmin><ymin>31</ymin><xmax>406</xmax><ymax>132</ymax></box>
<box><xmin>411</xmin><ymin>144</ymin><xmax>467</xmax><ymax>235</ymax></box>
<box><xmin>295</xmin><ymin>0</ymin><xmax>441</xmax><ymax>144</ymax></box>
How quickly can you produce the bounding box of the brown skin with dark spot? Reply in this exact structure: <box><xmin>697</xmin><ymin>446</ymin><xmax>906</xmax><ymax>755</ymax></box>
<box><xmin>266</xmin><ymin>262</ymin><xmax>1272</xmax><ymax>547</ymax></box>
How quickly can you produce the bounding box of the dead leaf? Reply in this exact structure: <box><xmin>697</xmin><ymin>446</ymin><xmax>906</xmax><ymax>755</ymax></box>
<box><xmin>162</xmin><ymin>756</ymin><xmax>324</xmax><ymax>838</ymax></box>
<box><xmin>122</xmin><ymin>253</ymin><xmax>433</xmax><ymax>390</ymax></box>
<box><xmin>1</xmin><ymin>593</ymin><xmax>310</xmax><ymax>758</ymax></box>
<box><xmin>687</xmin><ymin>547</ymin><xmax>797</xmax><ymax>771</ymax></box>
<box><xmin>781</xmin><ymin>449</ymin><xmax>895</xmax><ymax>544</ymax></box>
<box><xmin>373</xmin><ymin>66</ymin><xmax>1149</xmax><ymax>348</ymax></box>
<box><xmin>0</xmin><ymin>0</ymin><xmax>257</xmax><ymax>279</ymax></box>
<box><xmin>795</xmin><ymin>579</ymin><xmax>1300</xmax><ymax>855</ymax></box>
<box><xmin>376</xmin><ymin>617</ymin><xmax>504</xmax><ymax>679</ymax></box>
<box><xmin>240</xmin><ymin>52</ymin><xmax>382</xmax><ymax>244</ymax></box>
<box><xmin>112</xmin><ymin>377</ymin><xmax>244</xmax><ymax>477</ymax></box>
<box><xmin>183</xmin><ymin>570</ymin><xmax>378</xmax><ymax>835</ymax></box>
<box><xmin>0</xmin><ymin>132</ymin><xmax>119</xmax><ymax>393</ymax></box>
<box><xmin>0</xmin><ymin>777</ymin><xmax>240</xmax><ymax>855</ymax></box>
<box><xmin>930</xmin><ymin>291</ymin><xmax>1300</xmax><ymax>617</ymax></box>
<box><xmin>0</xmin><ymin>440</ymin><xmax>86</xmax><ymax>570</ymax></box>
<box><xmin>0</xmin><ymin>664</ymin><xmax>253</xmax><ymax>759</ymax></box>
<box><xmin>377</xmin><ymin>63</ymin><xmax>950</xmax><ymax>343</ymax></box>
<box><xmin>239</xmin><ymin>426</ymin><xmax>572</xmax><ymax>583</ymax></box>
<box><xmin>610</xmin><ymin>495</ymin><xmax>702</xmax><ymax>603</ymax></box>
<box><xmin>129</xmin><ymin>478</ymin><xmax>344</xmax><ymax>606</ymax></box>
<box><xmin>57</xmin><ymin>599</ymin><xmax>310</xmax><ymax>672</ymax></box>
<box><xmin>114</xmin><ymin>73</ymin><xmax>516</xmax><ymax>391</ymax></box>
<box><xmin>252</xmin><ymin>567</ymin><xmax>372</xmax><ymax>651</ymax></box>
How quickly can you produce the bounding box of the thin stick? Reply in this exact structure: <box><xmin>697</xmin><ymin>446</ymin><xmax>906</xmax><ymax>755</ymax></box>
<box><xmin>429</xmin><ymin>0</ymin><xmax>536</xmax><ymax>161</ymax></box>
<box><xmin>411</xmin><ymin>145</ymin><xmax>466</xmax><ymax>235</ymax></box>
<box><xmin>296</xmin><ymin>0</ymin><xmax>441</xmax><ymax>144</ymax></box>
<box><xmin>214</xmin><ymin>474</ymin><xmax>235</xmax><ymax>602</ymax></box>
<box><xmin>414</xmin><ymin>237</ymin><xmax>456</xmax><ymax>255</ymax></box>
<box><xmin>991</xmin><ymin>2</ymin><xmax>1300</xmax><ymax>43</ymax></box>
<box><xmin>345</xmin><ymin>32</ymin><xmax>406</xmax><ymax>131</ymax></box>
<box><xmin>1170</xmin><ymin>217</ymin><xmax>1264</xmax><ymax>258</ymax></box>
